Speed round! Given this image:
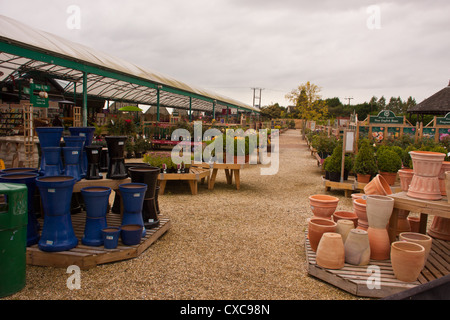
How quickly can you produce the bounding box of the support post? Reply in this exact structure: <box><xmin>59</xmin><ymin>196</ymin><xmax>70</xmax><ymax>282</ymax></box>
<box><xmin>157</xmin><ymin>86</ymin><xmax>161</xmax><ymax>122</ymax></box>
<box><xmin>82</xmin><ymin>72</ymin><xmax>87</xmax><ymax>126</ymax></box>
<box><xmin>189</xmin><ymin>96</ymin><xmax>192</xmax><ymax>122</ymax></box>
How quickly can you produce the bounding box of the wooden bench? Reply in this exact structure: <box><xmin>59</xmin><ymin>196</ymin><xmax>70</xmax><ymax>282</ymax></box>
<box><xmin>157</xmin><ymin>167</ymin><xmax>210</xmax><ymax>195</ymax></box>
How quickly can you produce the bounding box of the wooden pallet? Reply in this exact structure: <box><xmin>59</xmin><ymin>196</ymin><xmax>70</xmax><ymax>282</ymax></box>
<box><xmin>305</xmin><ymin>232</ymin><xmax>450</xmax><ymax>298</ymax></box>
<box><xmin>26</xmin><ymin>213</ymin><xmax>171</xmax><ymax>269</ymax></box>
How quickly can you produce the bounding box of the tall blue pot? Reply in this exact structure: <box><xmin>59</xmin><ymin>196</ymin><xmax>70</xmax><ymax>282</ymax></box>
<box><xmin>36</xmin><ymin>127</ymin><xmax>63</xmax><ymax>174</ymax></box>
<box><xmin>81</xmin><ymin>186</ymin><xmax>111</xmax><ymax>246</ymax></box>
<box><xmin>69</xmin><ymin>127</ymin><xmax>95</xmax><ymax>178</ymax></box>
<box><xmin>64</xmin><ymin>136</ymin><xmax>86</xmax><ymax>178</ymax></box>
<box><xmin>119</xmin><ymin>183</ymin><xmax>147</xmax><ymax>237</ymax></box>
<box><xmin>36</xmin><ymin>176</ymin><xmax>78</xmax><ymax>252</ymax></box>
<box><xmin>42</xmin><ymin>147</ymin><xmax>62</xmax><ymax>176</ymax></box>
<box><xmin>63</xmin><ymin>147</ymin><xmax>82</xmax><ymax>182</ymax></box>
<box><xmin>0</xmin><ymin>172</ymin><xmax>40</xmax><ymax>246</ymax></box>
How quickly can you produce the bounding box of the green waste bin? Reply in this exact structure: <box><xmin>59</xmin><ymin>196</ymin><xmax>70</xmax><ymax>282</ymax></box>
<box><xmin>0</xmin><ymin>183</ymin><xmax>28</xmax><ymax>298</ymax></box>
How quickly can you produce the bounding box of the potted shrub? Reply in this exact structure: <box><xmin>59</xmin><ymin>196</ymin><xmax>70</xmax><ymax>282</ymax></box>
<box><xmin>376</xmin><ymin>148</ymin><xmax>402</xmax><ymax>185</ymax></box>
<box><xmin>354</xmin><ymin>139</ymin><xmax>378</xmax><ymax>183</ymax></box>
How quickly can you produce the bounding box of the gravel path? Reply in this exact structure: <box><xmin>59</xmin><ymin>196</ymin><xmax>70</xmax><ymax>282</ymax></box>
<box><xmin>4</xmin><ymin>129</ymin><xmax>363</xmax><ymax>300</ymax></box>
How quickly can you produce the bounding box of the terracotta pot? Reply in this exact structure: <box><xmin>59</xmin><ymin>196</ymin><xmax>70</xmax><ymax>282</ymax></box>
<box><xmin>398</xmin><ymin>168</ymin><xmax>414</xmax><ymax>192</ymax></box>
<box><xmin>344</xmin><ymin>229</ymin><xmax>371</xmax><ymax>266</ymax></box>
<box><xmin>336</xmin><ymin>219</ymin><xmax>354</xmax><ymax>243</ymax></box>
<box><xmin>391</xmin><ymin>209</ymin><xmax>411</xmax><ymax>235</ymax></box>
<box><xmin>308</xmin><ymin>194</ymin><xmax>339</xmax><ymax>219</ymax></box>
<box><xmin>391</xmin><ymin>241</ymin><xmax>425</xmax><ymax>282</ymax></box>
<box><xmin>438</xmin><ymin>162</ymin><xmax>450</xmax><ymax>195</ymax></box>
<box><xmin>356</xmin><ymin>173</ymin><xmax>371</xmax><ymax>184</ymax></box>
<box><xmin>367</xmin><ymin>227</ymin><xmax>391</xmax><ymax>260</ymax></box>
<box><xmin>399</xmin><ymin>232</ymin><xmax>432</xmax><ymax>265</ymax></box>
<box><xmin>351</xmin><ymin>193</ymin><xmax>366</xmax><ymax>201</ymax></box>
<box><xmin>333</xmin><ymin>211</ymin><xmax>358</xmax><ymax>228</ymax></box>
<box><xmin>366</xmin><ymin>195</ymin><xmax>394</xmax><ymax>229</ymax></box>
<box><xmin>316</xmin><ymin>232</ymin><xmax>345</xmax><ymax>269</ymax></box>
<box><xmin>446</xmin><ymin>172</ymin><xmax>450</xmax><ymax>203</ymax></box>
<box><xmin>379</xmin><ymin>171</ymin><xmax>397</xmax><ymax>186</ymax></box>
<box><xmin>308</xmin><ymin>218</ymin><xmax>337</xmax><ymax>252</ymax></box>
<box><xmin>407</xmin><ymin>216</ymin><xmax>421</xmax><ymax>233</ymax></box>
<box><xmin>407</xmin><ymin>151</ymin><xmax>445</xmax><ymax>200</ymax></box>
<box><xmin>363</xmin><ymin>174</ymin><xmax>392</xmax><ymax>196</ymax></box>
<box><xmin>427</xmin><ymin>216</ymin><xmax>450</xmax><ymax>241</ymax></box>
<box><xmin>353</xmin><ymin>199</ymin><xmax>368</xmax><ymax>231</ymax></box>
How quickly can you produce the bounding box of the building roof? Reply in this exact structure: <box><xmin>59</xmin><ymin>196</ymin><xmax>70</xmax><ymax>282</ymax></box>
<box><xmin>408</xmin><ymin>81</ymin><xmax>450</xmax><ymax>115</ymax></box>
<box><xmin>0</xmin><ymin>15</ymin><xmax>258</xmax><ymax>113</ymax></box>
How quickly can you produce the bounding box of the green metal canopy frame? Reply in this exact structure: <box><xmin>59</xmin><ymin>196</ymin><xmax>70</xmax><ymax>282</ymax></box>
<box><xmin>0</xmin><ymin>15</ymin><xmax>259</xmax><ymax>126</ymax></box>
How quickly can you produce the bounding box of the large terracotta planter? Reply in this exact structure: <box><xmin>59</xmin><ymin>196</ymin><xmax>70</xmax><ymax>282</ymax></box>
<box><xmin>353</xmin><ymin>198</ymin><xmax>368</xmax><ymax>231</ymax></box>
<box><xmin>427</xmin><ymin>216</ymin><xmax>450</xmax><ymax>241</ymax></box>
<box><xmin>336</xmin><ymin>219</ymin><xmax>354</xmax><ymax>243</ymax></box>
<box><xmin>308</xmin><ymin>218</ymin><xmax>337</xmax><ymax>252</ymax></box>
<box><xmin>398</xmin><ymin>168</ymin><xmax>414</xmax><ymax>192</ymax></box>
<box><xmin>344</xmin><ymin>229</ymin><xmax>371</xmax><ymax>266</ymax></box>
<box><xmin>333</xmin><ymin>211</ymin><xmax>358</xmax><ymax>228</ymax></box>
<box><xmin>363</xmin><ymin>174</ymin><xmax>392</xmax><ymax>196</ymax></box>
<box><xmin>389</xmin><ymin>209</ymin><xmax>411</xmax><ymax>235</ymax></box>
<box><xmin>379</xmin><ymin>171</ymin><xmax>397</xmax><ymax>186</ymax></box>
<box><xmin>438</xmin><ymin>161</ymin><xmax>450</xmax><ymax>196</ymax></box>
<box><xmin>391</xmin><ymin>241</ymin><xmax>425</xmax><ymax>282</ymax></box>
<box><xmin>366</xmin><ymin>195</ymin><xmax>394</xmax><ymax>260</ymax></box>
<box><xmin>407</xmin><ymin>216</ymin><xmax>420</xmax><ymax>233</ymax></box>
<box><xmin>308</xmin><ymin>194</ymin><xmax>339</xmax><ymax>220</ymax></box>
<box><xmin>399</xmin><ymin>232</ymin><xmax>432</xmax><ymax>266</ymax></box>
<box><xmin>407</xmin><ymin>151</ymin><xmax>445</xmax><ymax>200</ymax></box>
<box><xmin>316</xmin><ymin>232</ymin><xmax>345</xmax><ymax>269</ymax></box>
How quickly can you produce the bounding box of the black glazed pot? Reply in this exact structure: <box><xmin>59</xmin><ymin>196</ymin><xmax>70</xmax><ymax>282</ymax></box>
<box><xmin>85</xmin><ymin>145</ymin><xmax>103</xmax><ymax>180</ymax></box>
<box><xmin>105</xmin><ymin>136</ymin><xmax>128</xmax><ymax>179</ymax></box>
<box><xmin>128</xmin><ymin>166</ymin><xmax>161</xmax><ymax>229</ymax></box>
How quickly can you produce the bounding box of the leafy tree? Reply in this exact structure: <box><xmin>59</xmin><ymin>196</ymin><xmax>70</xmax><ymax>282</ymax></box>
<box><xmin>285</xmin><ymin>81</ymin><xmax>328</xmax><ymax>120</ymax></box>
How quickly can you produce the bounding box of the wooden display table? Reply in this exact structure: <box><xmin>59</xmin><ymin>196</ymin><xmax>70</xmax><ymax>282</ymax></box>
<box><xmin>193</xmin><ymin>162</ymin><xmax>250</xmax><ymax>190</ymax></box>
<box><xmin>388</xmin><ymin>191</ymin><xmax>450</xmax><ymax>243</ymax></box>
<box><xmin>73</xmin><ymin>177</ymin><xmax>131</xmax><ymax>193</ymax></box>
<box><xmin>158</xmin><ymin>167</ymin><xmax>210</xmax><ymax>195</ymax></box>
<box><xmin>324</xmin><ymin>176</ymin><xmax>402</xmax><ymax>198</ymax></box>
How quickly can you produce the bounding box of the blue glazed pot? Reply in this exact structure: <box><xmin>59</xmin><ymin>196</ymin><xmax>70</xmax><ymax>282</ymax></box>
<box><xmin>0</xmin><ymin>172</ymin><xmax>40</xmax><ymax>246</ymax></box>
<box><xmin>63</xmin><ymin>147</ymin><xmax>82</xmax><ymax>181</ymax></box>
<box><xmin>102</xmin><ymin>227</ymin><xmax>121</xmax><ymax>249</ymax></box>
<box><xmin>64</xmin><ymin>136</ymin><xmax>86</xmax><ymax>178</ymax></box>
<box><xmin>119</xmin><ymin>183</ymin><xmax>147</xmax><ymax>237</ymax></box>
<box><xmin>42</xmin><ymin>147</ymin><xmax>62</xmax><ymax>176</ymax></box>
<box><xmin>36</xmin><ymin>176</ymin><xmax>78</xmax><ymax>252</ymax></box>
<box><xmin>81</xmin><ymin>186</ymin><xmax>111</xmax><ymax>246</ymax></box>
<box><xmin>69</xmin><ymin>127</ymin><xmax>95</xmax><ymax>177</ymax></box>
<box><xmin>36</xmin><ymin>127</ymin><xmax>63</xmax><ymax>174</ymax></box>
<box><xmin>0</xmin><ymin>167</ymin><xmax>39</xmax><ymax>175</ymax></box>
<box><xmin>120</xmin><ymin>224</ymin><xmax>144</xmax><ymax>246</ymax></box>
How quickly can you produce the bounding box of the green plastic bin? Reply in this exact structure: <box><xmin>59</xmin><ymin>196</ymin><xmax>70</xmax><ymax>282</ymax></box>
<box><xmin>0</xmin><ymin>183</ymin><xmax>28</xmax><ymax>298</ymax></box>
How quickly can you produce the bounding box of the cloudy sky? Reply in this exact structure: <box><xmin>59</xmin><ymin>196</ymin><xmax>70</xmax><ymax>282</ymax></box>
<box><xmin>1</xmin><ymin>0</ymin><xmax>449</xmax><ymax>108</ymax></box>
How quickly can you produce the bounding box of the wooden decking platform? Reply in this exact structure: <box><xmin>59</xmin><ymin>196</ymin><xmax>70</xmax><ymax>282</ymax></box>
<box><xmin>26</xmin><ymin>213</ymin><xmax>171</xmax><ymax>269</ymax></box>
<box><xmin>305</xmin><ymin>232</ymin><xmax>450</xmax><ymax>298</ymax></box>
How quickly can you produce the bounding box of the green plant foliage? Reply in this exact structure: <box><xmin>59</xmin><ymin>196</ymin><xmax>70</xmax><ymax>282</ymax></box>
<box><xmin>354</xmin><ymin>139</ymin><xmax>378</xmax><ymax>175</ymax></box>
<box><xmin>377</xmin><ymin>149</ymin><xmax>402</xmax><ymax>173</ymax></box>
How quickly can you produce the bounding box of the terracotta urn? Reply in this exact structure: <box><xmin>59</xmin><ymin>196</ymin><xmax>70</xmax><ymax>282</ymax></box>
<box><xmin>333</xmin><ymin>210</ymin><xmax>358</xmax><ymax>228</ymax></box>
<box><xmin>308</xmin><ymin>194</ymin><xmax>339</xmax><ymax>219</ymax></box>
<box><xmin>336</xmin><ymin>219</ymin><xmax>354</xmax><ymax>243</ymax></box>
<box><xmin>399</xmin><ymin>232</ymin><xmax>432</xmax><ymax>266</ymax></box>
<box><xmin>316</xmin><ymin>232</ymin><xmax>345</xmax><ymax>269</ymax></box>
<box><xmin>398</xmin><ymin>168</ymin><xmax>414</xmax><ymax>192</ymax></box>
<box><xmin>427</xmin><ymin>216</ymin><xmax>450</xmax><ymax>241</ymax></box>
<box><xmin>308</xmin><ymin>218</ymin><xmax>337</xmax><ymax>252</ymax></box>
<box><xmin>363</xmin><ymin>174</ymin><xmax>392</xmax><ymax>196</ymax></box>
<box><xmin>407</xmin><ymin>216</ymin><xmax>421</xmax><ymax>233</ymax></box>
<box><xmin>344</xmin><ymin>229</ymin><xmax>371</xmax><ymax>266</ymax></box>
<box><xmin>438</xmin><ymin>161</ymin><xmax>450</xmax><ymax>196</ymax></box>
<box><xmin>379</xmin><ymin>171</ymin><xmax>397</xmax><ymax>186</ymax></box>
<box><xmin>366</xmin><ymin>195</ymin><xmax>394</xmax><ymax>260</ymax></box>
<box><xmin>353</xmin><ymin>198</ymin><xmax>368</xmax><ymax>231</ymax></box>
<box><xmin>407</xmin><ymin>151</ymin><xmax>445</xmax><ymax>200</ymax></box>
<box><xmin>391</xmin><ymin>241</ymin><xmax>425</xmax><ymax>282</ymax></box>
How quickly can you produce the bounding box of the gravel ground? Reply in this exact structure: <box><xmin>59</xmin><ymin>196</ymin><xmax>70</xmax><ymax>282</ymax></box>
<box><xmin>4</xmin><ymin>129</ymin><xmax>365</xmax><ymax>300</ymax></box>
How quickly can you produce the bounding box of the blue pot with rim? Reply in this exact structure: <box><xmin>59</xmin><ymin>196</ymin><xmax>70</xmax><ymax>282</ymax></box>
<box><xmin>69</xmin><ymin>127</ymin><xmax>95</xmax><ymax>178</ymax></box>
<box><xmin>63</xmin><ymin>146</ymin><xmax>82</xmax><ymax>182</ymax></box>
<box><xmin>0</xmin><ymin>172</ymin><xmax>40</xmax><ymax>246</ymax></box>
<box><xmin>119</xmin><ymin>183</ymin><xmax>147</xmax><ymax>237</ymax></box>
<box><xmin>64</xmin><ymin>136</ymin><xmax>86</xmax><ymax>178</ymax></box>
<box><xmin>81</xmin><ymin>186</ymin><xmax>111</xmax><ymax>246</ymax></box>
<box><xmin>36</xmin><ymin>127</ymin><xmax>63</xmax><ymax>174</ymax></box>
<box><xmin>36</xmin><ymin>176</ymin><xmax>78</xmax><ymax>252</ymax></box>
<box><xmin>42</xmin><ymin>147</ymin><xmax>62</xmax><ymax>176</ymax></box>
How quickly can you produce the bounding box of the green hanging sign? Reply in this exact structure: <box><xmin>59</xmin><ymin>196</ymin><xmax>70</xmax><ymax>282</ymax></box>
<box><xmin>24</xmin><ymin>83</ymin><xmax>50</xmax><ymax>108</ymax></box>
<box><xmin>369</xmin><ymin>110</ymin><xmax>403</xmax><ymax>124</ymax></box>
